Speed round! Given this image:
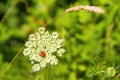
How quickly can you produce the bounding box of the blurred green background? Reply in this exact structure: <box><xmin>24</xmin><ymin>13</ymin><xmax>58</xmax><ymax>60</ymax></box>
<box><xmin>0</xmin><ymin>0</ymin><xmax>120</xmax><ymax>80</ymax></box>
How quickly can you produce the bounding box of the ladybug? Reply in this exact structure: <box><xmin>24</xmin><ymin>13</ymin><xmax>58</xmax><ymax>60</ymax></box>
<box><xmin>40</xmin><ymin>51</ymin><xmax>46</xmax><ymax>58</ymax></box>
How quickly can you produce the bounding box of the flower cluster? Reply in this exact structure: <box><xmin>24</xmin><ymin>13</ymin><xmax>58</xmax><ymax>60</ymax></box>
<box><xmin>106</xmin><ymin>67</ymin><xmax>116</xmax><ymax>77</ymax></box>
<box><xmin>23</xmin><ymin>27</ymin><xmax>65</xmax><ymax>72</ymax></box>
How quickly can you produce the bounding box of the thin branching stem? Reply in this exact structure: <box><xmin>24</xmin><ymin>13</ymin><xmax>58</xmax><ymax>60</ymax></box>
<box><xmin>43</xmin><ymin>12</ymin><xmax>65</xmax><ymax>27</ymax></box>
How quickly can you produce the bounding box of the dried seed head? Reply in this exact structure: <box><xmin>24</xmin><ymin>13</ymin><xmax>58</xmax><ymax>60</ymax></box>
<box><xmin>65</xmin><ymin>5</ymin><xmax>105</xmax><ymax>14</ymax></box>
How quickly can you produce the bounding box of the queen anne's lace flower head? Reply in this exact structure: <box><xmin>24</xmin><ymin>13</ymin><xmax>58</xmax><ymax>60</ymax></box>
<box><xmin>23</xmin><ymin>27</ymin><xmax>65</xmax><ymax>72</ymax></box>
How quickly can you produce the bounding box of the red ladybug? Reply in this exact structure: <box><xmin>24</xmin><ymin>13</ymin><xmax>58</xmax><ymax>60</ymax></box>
<box><xmin>40</xmin><ymin>51</ymin><xmax>46</xmax><ymax>58</ymax></box>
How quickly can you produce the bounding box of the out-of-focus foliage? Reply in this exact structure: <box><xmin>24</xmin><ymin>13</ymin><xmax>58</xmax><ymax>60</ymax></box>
<box><xmin>0</xmin><ymin>0</ymin><xmax>120</xmax><ymax>80</ymax></box>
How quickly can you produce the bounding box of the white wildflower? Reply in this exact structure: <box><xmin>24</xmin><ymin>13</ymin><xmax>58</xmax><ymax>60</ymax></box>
<box><xmin>38</xmin><ymin>27</ymin><xmax>45</xmax><ymax>34</ymax></box>
<box><xmin>32</xmin><ymin>64</ymin><xmax>40</xmax><ymax>72</ymax></box>
<box><xmin>29</xmin><ymin>34</ymin><xmax>36</xmax><ymax>41</ymax></box>
<box><xmin>50</xmin><ymin>56</ymin><xmax>58</xmax><ymax>65</ymax></box>
<box><xmin>23</xmin><ymin>48</ymin><xmax>31</xmax><ymax>56</ymax></box>
<box><xmin>52</xmin><ymin>32</ymin><xmax>58</xmax><ymax>38</ymax></box>
<box><xmin>23</xmin><ymin>27</ymin><xmax>65</xmax><ymax>72</ymax></box>
<box><xmin>57</xmin><ymin>48</ymin><xmax>65</xmax><ymax>56</ymax></box>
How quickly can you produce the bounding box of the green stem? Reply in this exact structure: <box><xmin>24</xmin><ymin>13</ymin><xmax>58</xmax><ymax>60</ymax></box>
<box><xmin>48</xmin><ymin>65</ymin><xmax>51</xmax><ymax>80</ymax></box>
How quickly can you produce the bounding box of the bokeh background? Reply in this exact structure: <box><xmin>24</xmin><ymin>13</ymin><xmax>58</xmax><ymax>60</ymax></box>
<box><xmin>0</xmin><ymin>0</ymin><xmax>120</xmax><ymax>80</ymax></box>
